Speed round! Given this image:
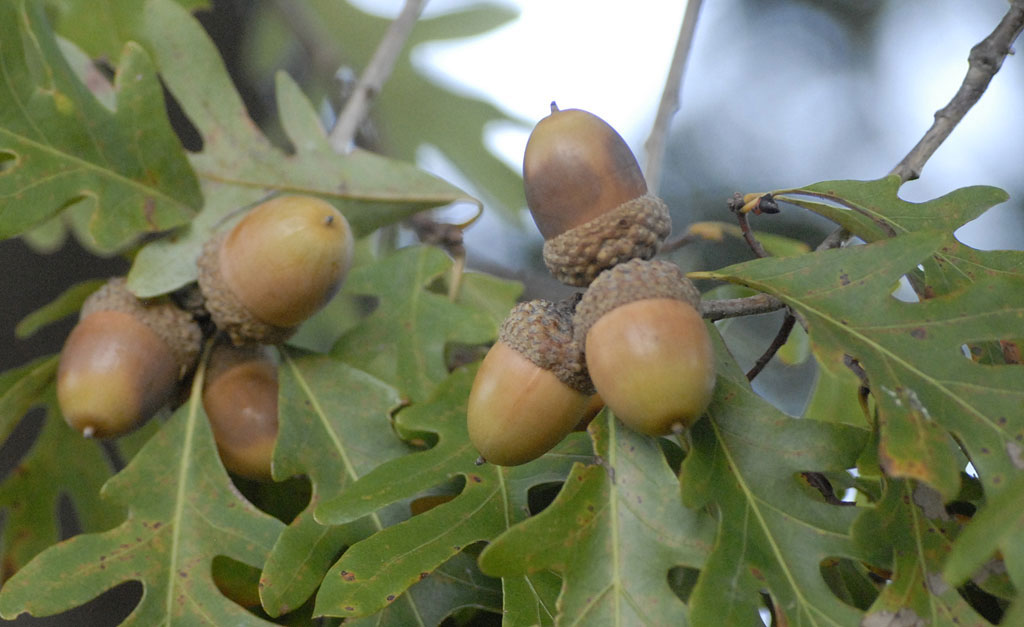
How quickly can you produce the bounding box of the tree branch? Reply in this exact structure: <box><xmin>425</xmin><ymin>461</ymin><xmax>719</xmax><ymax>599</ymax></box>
<box><xmin>890</xmin><ymin>1</ymin><xmax>1024</xmax><ymax>182</ymax></box>
<box><xmin>643</xmin><ymin>0</ymin><xmax>704</xmax><ymax>193</ymax></box>
<box><xmin>700</xmin><ymin>293</ymin><xmax>786</xmax><ymax>321</ymax></box>
<box><xmin>328</xmin><ymin>0</ymin><xmax>427</xmax><ymax>152</ymax></box>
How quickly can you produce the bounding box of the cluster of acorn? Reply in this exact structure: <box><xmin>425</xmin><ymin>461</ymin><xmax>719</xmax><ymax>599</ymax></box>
<box><xmin>467</xmin><ymin>104</ymin><xmax>716</xmax><ymax>466</ymax></box>
<box><xmin>56</xmin><ymin>195</ymin><xmax>354</xmax><ymax>480</ymax></box>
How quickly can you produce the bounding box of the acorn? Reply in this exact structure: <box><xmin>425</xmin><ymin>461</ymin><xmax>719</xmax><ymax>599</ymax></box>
<box><xmin>202</xmin><ymin>341</ymin><xmax>279</xmax><ymax>481</ymax></box>
<box><xmin>523</xmin><ymin>103</ymin><xmax>671</xmax><ymax>287</ymax></box>
<box><xmin>57</xmin><ymin>278</ymin><xmax>202</xmax><ymax>438</ymax></box>
<box><xmin>467</xmin><ymin>297</ymin><xmax>595</xmax><ymax>466</ymax></box>
<box><xmin>198</xmin><ymin>195</ymin><xmax>354</xmax><ymax>345</ymax></box>
<box><xmin>574</xmin><ymin>259</ymin><xmax>715</xmax><ymax>436</ymax></box>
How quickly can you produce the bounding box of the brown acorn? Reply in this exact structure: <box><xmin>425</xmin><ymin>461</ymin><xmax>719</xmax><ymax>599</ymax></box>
<box><xmin>574</xmin><ymin>259</ymin><xmax>715</xmax><ymax>436</ymax></box>
<box><xmin>523</xmin><ymin>103</ymin><xmax>671</xmax><ymax>286</ymax></box>
<box><xmin>57</xmin><ymin>278</ymin><xmax>202</xmax><ymax>438</ymax></box>
<box><xmin>202</xmin><ymin>342</ymin><xmax>279</xmax><ymax>481</ymax></box>
<box><xmin>467</xmin><ymin>297</ymin><xmax>594</xmax><ymax>466</ymax></box>
<box><xmin>198</xmin><ymin>194</ymin><xmax>354</xmax><ymax>345</ymax></box>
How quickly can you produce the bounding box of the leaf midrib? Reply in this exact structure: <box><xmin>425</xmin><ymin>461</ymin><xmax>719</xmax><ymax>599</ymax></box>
<box><xmin>283</xmin><ymin>353</ymin><xmax>426</xmax><ymax>626</ymax></box>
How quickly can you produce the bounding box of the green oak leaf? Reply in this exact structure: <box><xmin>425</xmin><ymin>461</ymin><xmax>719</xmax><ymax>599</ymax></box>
<box><xmin>0</xmin><ymin>356</ymin><xmax>122</xmax><ymax>583</ymax></box>
<box><xmin>0</xmin><ymin>362</ymin><xmax>285</xmax><ymax>624</ymax></box>
<box><xmin>119</xmin><ymin>0</ymin><xmax>478</xmax><ymax>297</ymax></box>
<box><xmin>692</xmin><ymin>230</ymin><xmax>1024</xmax><ymax>503</ymax></box>
<box><xmin>257</xmin><ymin>348</ymin><xmax>407</xmax><ymax>618</ymax></box>
<box><xmin>776</xmin><ymin>177</ymin><xmax>1018</xmax><ymax>297</ymax></box>
<box><xmin>314</xmin><ymin>367</ymin><xmax>590</xmax><ymax>622</ymax></box>
<box><xmin>944</xmin><ymin>471</ymin><xmax>1024</xmax><ymax>592</ymax></box>
<box><xmin>854</xmin><ymin>480</ymin><xmax>989</xmax><ymax>626</ymax></box>
<box><xmin>0</xmin><ymin>0</ymin><xmax>201</xmax><ymax>250</ymax></box>
<box><xmin>331</xmin><ymin>246</ymin><xmax>498</xmax><ymax>403</ymax></box>
<box><xmin>478</xmin><ymin>409</ymin><xmax>715</xmax><ymax>627</ymax></box>
<box><xmin>680</xmin><ymin>342</ymin><xmax>872</xmax><ymax>626</ymax></box>
<box><xmin>342</xmin><ymin>552</ymin><xmax>503</xmax><ymax>627</ymax></box>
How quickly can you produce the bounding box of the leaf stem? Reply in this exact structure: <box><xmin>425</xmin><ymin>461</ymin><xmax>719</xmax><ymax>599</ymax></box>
<box><xmin>890</xmin><ymin>1</ymin><xmax>1024</xmax><ymax>182</ymax></box>
<box><xmin>328</xmin><ymin>0</ymin><xmax>427</xmax><ymax>152</ymax></box>
<box><xmin>643</xmin><ymin>0</ymin><xmax>704</xmax><ymax>193</ymax></box>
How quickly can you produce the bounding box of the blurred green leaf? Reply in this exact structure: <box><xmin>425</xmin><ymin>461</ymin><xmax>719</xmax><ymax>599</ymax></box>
<box><xmin>680</xmin><ymin>337</ymin><xmax>871</xmax><ymax>626</ymax></box>
<box><xmin>46</xmin><ymin>0</ymin><xmax>209</xmax><ymax>63</ymax></box>
<box><xmin>14</xmin><ymin>279</ymin><xmax>104</xmax><ymax>339</ymax></box>
<box><xmin>694</xmin><ymin>230</ymin><xmax>1024</xmax><ymax>503</ymax></box>
<box><xmin>245</xmin><ymin>1</ymin><xmax>527</xmax><ymax>219</ymax></box>
<box><xmin>0</xmin><ymin>367</ymin><xmax>285</xmax><ymax>624</ymax></box>
<box><xmin>0</xmin><ymin>0</ymin><xmax>201</xmax><ymax>250</ymax></box>
<box><xmin>478</xmin><ymin>409</ymin><xmax>715</xmax><ymax>626</ymax></box>
<box><xmin>449</xmin><ymin>271</ymin><xmax>524</xmax><ymax>331</ymax></box>
<box><xmin>331</xmin><ymin>246</ymin><xmax>499</xmax><ymax>403</ymax></box>
<box><xmin>315</xmin><ymin>367</ymin><xmax>591</xmax><ymax>622</ymax></box>
<box><xmin>854</xmin><ymin>480</ymin><xmax>989</xmax><ymax>626</ymax></box>
<box><xmin>258</xmin><ymin>349</ymin><xmax>407</xmax><ymax>618</ymax></box>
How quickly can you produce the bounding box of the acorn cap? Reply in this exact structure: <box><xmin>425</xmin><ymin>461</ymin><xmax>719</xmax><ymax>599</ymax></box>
<box><xmin>542</xmin><ymin>194</ymin><xmax>671</xmax><ymax>287</ymax></box>
<box><xmin>499</xmin><ymin>297</ymin><xmax>594</xmax><ymax>395</ymax></box>
<box><xmin>196</xmin><ymin>231</ymin><xmax>297</xmax><ymax>346</ymax></box>
<box><xmin>573</xmin><ymin>259</ymin><xmax>701</xmax><ymax>346</ymax></box>
<box><xmin>81</xmin><ymin>277</ymin><xmax>202</xmax><ymax>377</ymax></box>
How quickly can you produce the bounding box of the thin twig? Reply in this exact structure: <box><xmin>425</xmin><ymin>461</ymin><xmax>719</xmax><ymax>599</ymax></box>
<box><xmin>328</xmin><ymin>0</ymin><xmax>427</xmax><ymax>152</ymax></box>
<box><xmin>700</xmin><ymin>293</ymin><xmax>786</xmax><ymax>321</ymax></box>
<box><xmin>734</xmin><ymin>211</ymin><xmax>770</xmax><ymax>259</ymax></box>
<box><xmin>890</xmin><ymin>1</ymin><xmax>1024</xmax><ymax>182</ymax></box>
<box><xmin>659</xmin><ymin>231</ymin><xmax>701</xmax><ymax>254</ymax></box>
<box><xmin>745</xmin><ymin>311</ymin><xmax>796</xmax><ymax>381</ymax></box>
<box><xmin>643</xmin><ymin>0</ymin><xmax>704</xmax><ymax>192</ymax></box>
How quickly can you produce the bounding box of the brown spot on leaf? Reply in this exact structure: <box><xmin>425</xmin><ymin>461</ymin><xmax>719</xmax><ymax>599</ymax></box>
<box><xmin>469</xmin><ymin>474</ymin><xmax>482</xmax><ymax>483</ymax></box>
<box><xmin>143</xmin><ymin>197</ymin><xmax>157</xmax><ymax>229</ymax></box>
<box><xmin>386</xmin><ymin>594</ymin><xmax>396</xmax><ymax>602</ymax></box>
<box><xmin>839</xmin><ymin>272</ymin><xmax>850</xmax><ymax>286</ymax></box>
<box><xmin>910</xmin><ymin>327</ymin><xmax>927</xmax><ymax>339</ymax></box>
<box><xmin>419</xmin><ymin>572</ymin><xmax>429</xmax><ymax>580</ymax></box>
<box><xmin>340</xmin><ymin>570</ymin><xmax>355</xmax><ymax>581</ymax></box>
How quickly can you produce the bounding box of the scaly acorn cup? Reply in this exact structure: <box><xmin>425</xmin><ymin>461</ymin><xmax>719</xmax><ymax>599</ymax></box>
<box><xmin>523</xmin><ymin>103</ymin><xmax>672</xmax><ymax>287</ymax></box>
<box><xmin>57</xmin><ymin>278</ymin><xmax>202</xmax><ymax>438</ymax></box>
<box><xmin>198</xmin><ymin>194</ymin><xmax>354</xmax><ymax>345</ymax></box>
<box><xmin>202</xmin><ymin>341</ymin><xmax>279</xmax><ymax>481</ymax></box>
<box><xmin>574</xmin><ymin>259</ymin><xmax>715</xmax><ymax>436</ymax></box>
<box><xmin>467</xmin><ymin>297</ymin><xmax>595</xmax><ymax>466</ymax></box>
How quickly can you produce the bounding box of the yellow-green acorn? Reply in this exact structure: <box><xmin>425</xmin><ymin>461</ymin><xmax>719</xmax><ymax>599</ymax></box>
<box><xmin>57</xmin><ymin>278</ymin><xmax>201</xmax><ymax>438</ymax></box>
<box><xmin>198</xmin><ymin>195</ymin><xmax>354</xmax><ymax>344</ymax></box>
<box><xmin>202</xmin><ymin>342</ymin><xmax>279</xmax><ymax>481</ymax></box>
<box><xmin>574</xmin><ymin>259</ymin><xmax>715</xmax><ymax>435</ymax></box>
<box><xmin>467</xmin><ymin>297</ymin><xmax>594</xmax><ymax>466</ymax></box>
<box><xmin>523</xmin><ymin>103</ymin><xmax>671</xmax><ymax>286</ymax></box>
